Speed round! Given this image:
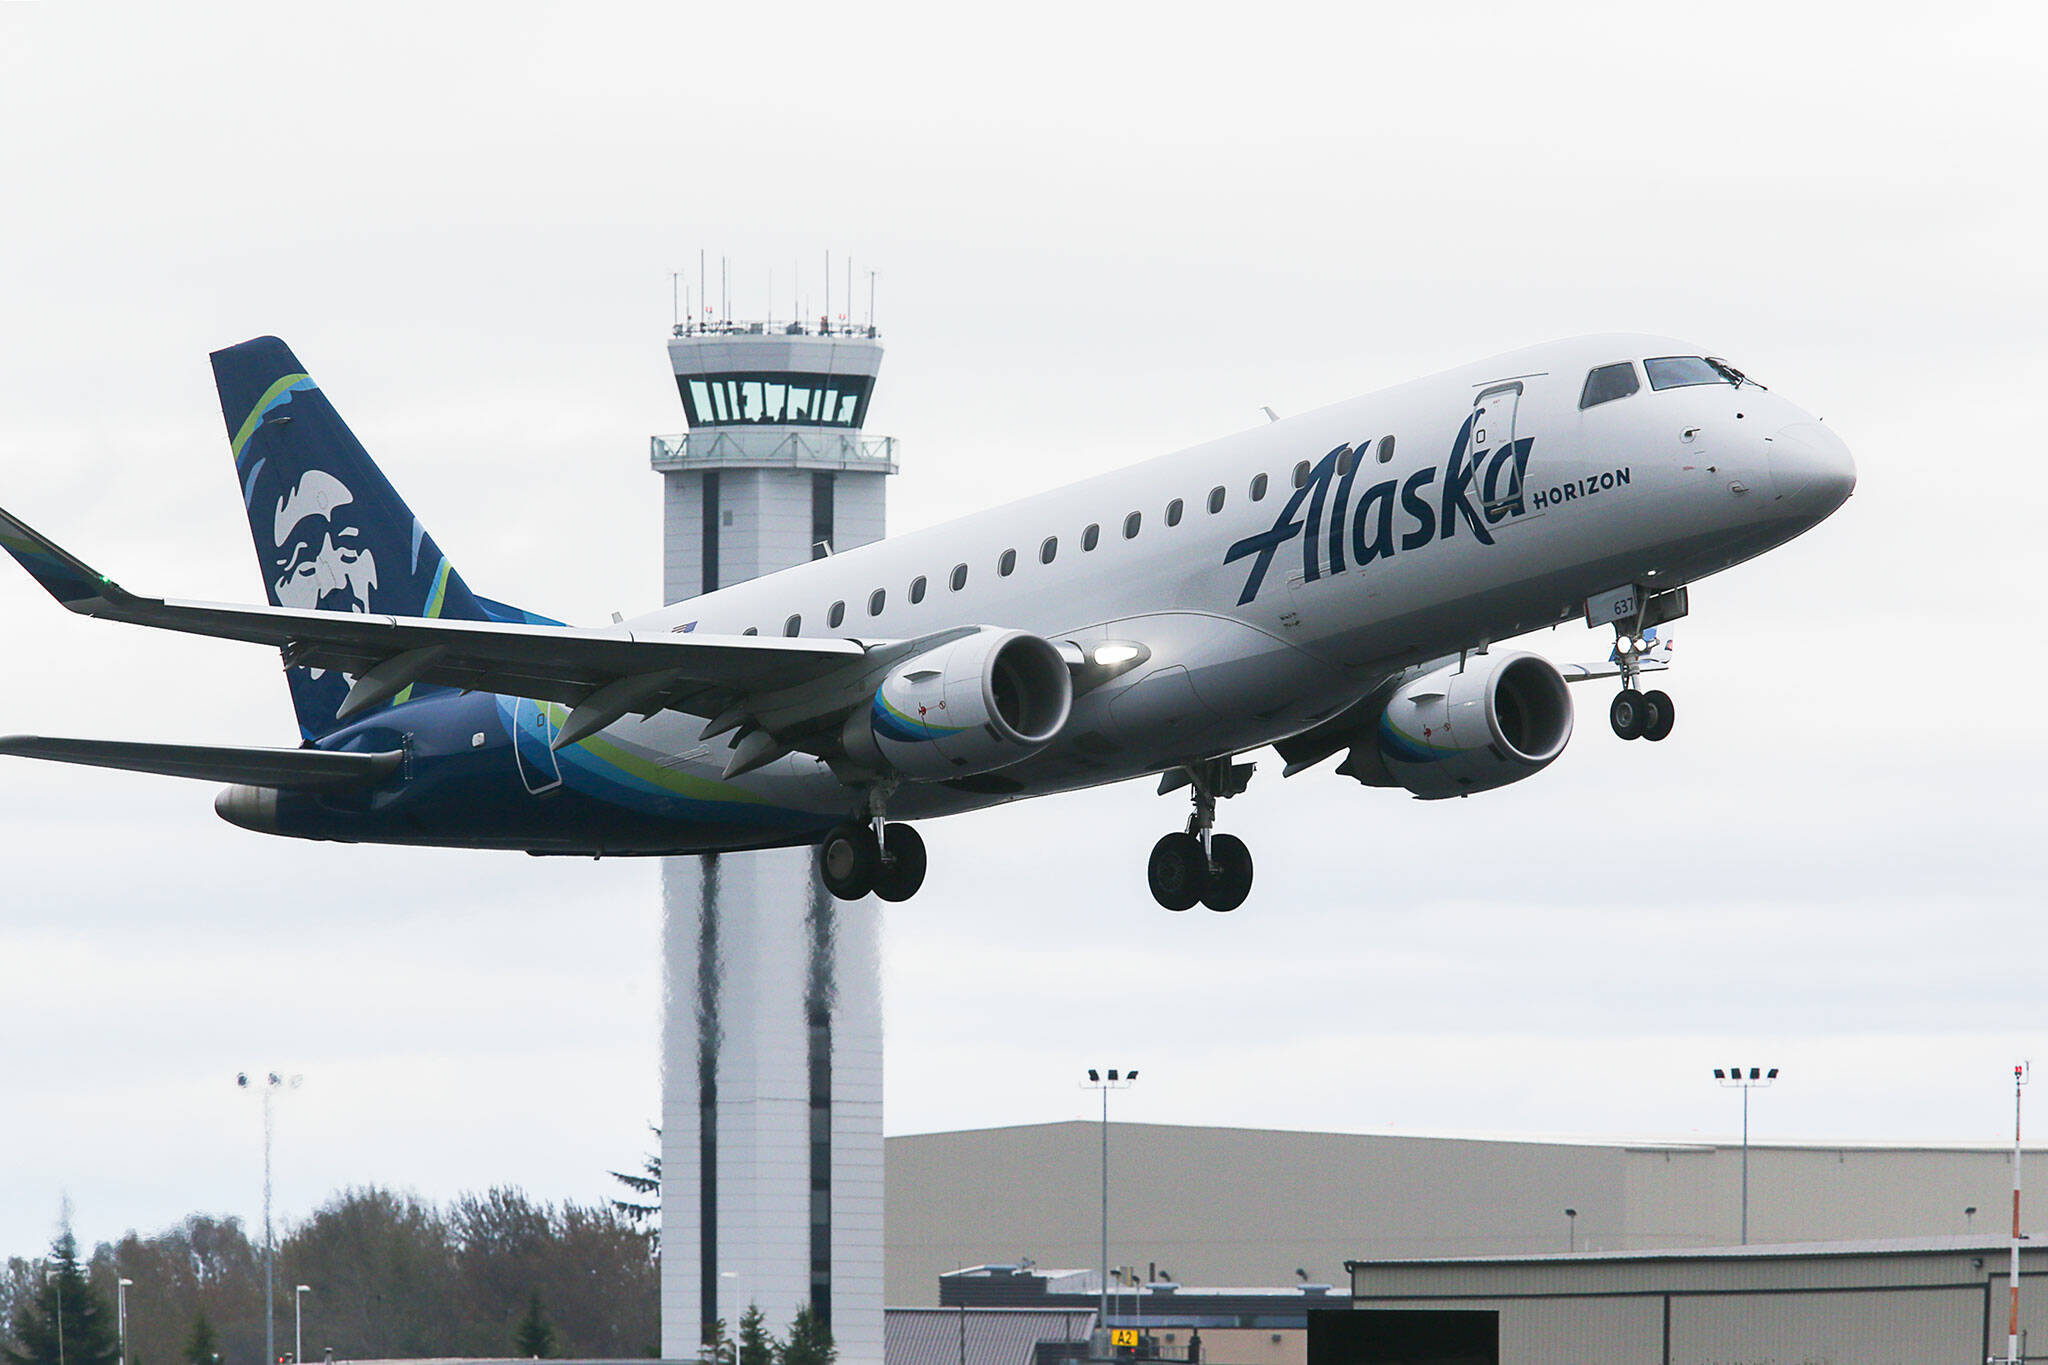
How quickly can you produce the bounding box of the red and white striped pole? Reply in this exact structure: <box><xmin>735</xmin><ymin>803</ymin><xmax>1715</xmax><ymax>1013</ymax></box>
<box><xmin>2008</xmin><ymin>1063</ymin><xmax>2030</xmax><ymax>1365</ymax></box>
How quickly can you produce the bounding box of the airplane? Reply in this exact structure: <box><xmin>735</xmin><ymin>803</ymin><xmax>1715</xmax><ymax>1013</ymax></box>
<box><xmin>0</xmin><ymin>334</ymin><xmax>1854</xmax><ymax>911</ymax></box>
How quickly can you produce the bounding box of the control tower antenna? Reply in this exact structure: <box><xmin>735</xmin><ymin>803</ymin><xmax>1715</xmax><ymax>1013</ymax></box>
<box><xmin>867</xmin><ymin>268</ymin><xmax>877</xmax><ymax>330</ymax></box>
<box><xmin>699</xmin><ymin>250</ymin><xmax>706</xmax><ymax>330</ymax></box>
<box><xmin>823</xmin><ymin>249</ymin><xmax>830</xmax><ymax>330</ymax></box>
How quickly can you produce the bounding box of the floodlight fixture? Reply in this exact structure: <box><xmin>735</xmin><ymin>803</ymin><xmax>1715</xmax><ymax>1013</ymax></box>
<box><xmin>1712</xmin><ymin>1064</ymin><xmax>1778</xmax><ymax>1245</ymax></box>
<box><xmin>1080</xmin><ymin>1067</ymin><xmax>1140</xmax><ymax>1330</ymax></box>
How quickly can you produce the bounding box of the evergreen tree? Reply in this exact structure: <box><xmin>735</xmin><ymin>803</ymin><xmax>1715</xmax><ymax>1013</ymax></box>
<box><xmin>776</xmin><ymin>1305</ymin><xmax>834</xmax><ymax>1365</ymax></box>
<box><xmin>512</xmin><ymin>1292</ymin><xmax>557</xmax><ymax>1359</ymax></box>
<box><xmin>180</xmin><ymin>1312</ymin><xmax>219</xmax><ymax>1365</ymax></box>
<box><xmin>697</xmin><ymin>1317</ymin><xmax>734</xmax><ymax>1365</ymax></box>
<box><xmin>735</xmin><ymin>1305</ymin><xmax>774</xmax><ymax>1365</ymax></box>
<box><xmin>3</xmin><ymin>1231</ymin><xmax>120</xmax><ymax>1365</ymax></box>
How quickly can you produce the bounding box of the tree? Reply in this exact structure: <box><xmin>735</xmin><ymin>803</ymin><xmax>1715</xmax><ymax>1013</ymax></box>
<box><xmin>735</xmin><ymin>1305</ymin><xmax>774</xmax><ymax>1365</ymax></box>
<box><xmin>4</xmin><ymin>1230</ymin><xmax>121</xmax><ymax>1365</ymax></box>
<box><xmin>608</xmin><ymin>1128</ymin><xmax>661</xmax><ymax>1247</ymax></box>
<box><xmin>181</xmin><ymin>1312</ymin><xmax>219</xmax><ymax>1365</ymax></box>
<box><xmin>512</xmin><ymin>1293</ymin><xmax>557</xmax><ymax>1360</ymax></box>
<box><xmin>698</xmin><ymin>1317</ymin><xmax>734</xmax><ymax>1365</ymax></box>
<box><xmin>776</xmin><ymin>1305</ymin><xmax>834</xmax><ymax>1365</ymax></box>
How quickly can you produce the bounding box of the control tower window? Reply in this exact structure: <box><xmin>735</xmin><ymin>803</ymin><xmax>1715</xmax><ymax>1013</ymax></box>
<box><xmin>784</xmin><ymin>615</ymin><xmax>802</xmax><ymax>636</ymax></box>
<box><xmin>1166</xmin><ymin>498</ymin><xmax>1184</xmax><ymax>527</ymax></box>
<box><xmin>1250</xmin><ymin>473</ymin><xmax>1269</xmax><ymax>502</ymax></box>
<box><xmin>678</xmin><ymin>371</ymin><xmax>876</xmax><ymax>429</ymax></box>
<box><xmin>950</xmin><ymin>563</ymin><xmax>968</xmax><ymax>592</ymax></box>
<box><xmin>999</xmin><ymin>548</ymin><xmax>1017</xmax><ymax>577</ymax></box>
<box><xmin>1083</xmin><ymin>523</ymin><xmax>1100</xmax><ymax>551</ymax></box>
<box><xmin>828</xmin><ymin>600</ymin><xmax>846</xmax><ymax>628</ymax></box>
<box><xmin>1644</xmin><ymin>356</ymin><xmax>1737</xmax><ymax>391</ymax></box>
<box><xmin>868</xmin><ymin>589</ymin><xmax>886</xmax><ymax>617</ymax></box>
<box><xmin>909</xmin><ymin>576</ymin><xmax>927</xmax><ymax>605</ymax></box>
<box><xmin>1580</xmin><ymin>362</ymin><xmax>1640</xmax><ymax>409</ymax></box>
<box><xmin>1208</xmin><ymin>486</ymin><xmax>1225</xmax><ymax>514</ymax></box>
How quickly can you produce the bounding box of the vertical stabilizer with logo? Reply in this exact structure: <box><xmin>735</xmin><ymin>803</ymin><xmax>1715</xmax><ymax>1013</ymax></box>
<box><xmin>212</xmin><ymin>335</ymin><xmax>494</xmax><ymax>741</ymax></box>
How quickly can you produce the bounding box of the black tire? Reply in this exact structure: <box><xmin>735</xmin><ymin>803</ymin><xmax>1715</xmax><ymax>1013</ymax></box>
<box><xmin>819</xmin><ymin>822</ymin><xmax>879</xmax><ymax>900</ymax></box>
<box><xmin>1147</xmin><ymin>832</ymin><xmax>1208</xmax><ymax>912</ymax></box>
<box><xmin>1610</xmin><ymin>689</ymin><xmax>1646</xmax><ymax>741</ymax></box>
<box><xmin>1642</xmin><ymin>690</ymin><xmax>1675</xmax><ymax>742</ymax></box>
<box><xmin>871</xmin><ymin>823</ymin><xmax>928</xmax><ymax>903</ymax></box>
<box><xmin>1200</xmin><ymin>833</ymin><xmax>1254</xmax><ymax>912</ymax></box>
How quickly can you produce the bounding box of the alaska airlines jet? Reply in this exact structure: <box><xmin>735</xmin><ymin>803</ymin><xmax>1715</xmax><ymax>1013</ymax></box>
<box><xmin>0</xmin><ymin>335</ymin><xmax>1854</xmax><ymax>910</ymax></box>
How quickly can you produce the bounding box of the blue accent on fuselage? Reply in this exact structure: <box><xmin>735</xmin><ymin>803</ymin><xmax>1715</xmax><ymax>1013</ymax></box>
<box><xmin>274</xmin><ymin>690</ymin><xmax>831</xmax><ymax>855</ymax></box>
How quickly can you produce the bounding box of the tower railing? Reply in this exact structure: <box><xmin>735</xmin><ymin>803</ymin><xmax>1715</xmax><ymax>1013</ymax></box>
<box><xmin>650</xmin><ymin>430</ymin><xmax>898</xmax><ymax>473</ymax></box>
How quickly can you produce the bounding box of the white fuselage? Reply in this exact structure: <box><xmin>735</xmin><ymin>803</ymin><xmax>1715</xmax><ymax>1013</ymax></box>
<box><xmin>590</xmin><ymin>333</ymin><xmax>1853</xmax><ymax>822</ymax></box>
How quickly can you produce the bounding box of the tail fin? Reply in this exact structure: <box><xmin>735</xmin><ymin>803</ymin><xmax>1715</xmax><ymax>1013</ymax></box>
<box><xmin>212</xmin><ymin>336</ymin><xmax>495</xmax><ymax>739</ymax></box>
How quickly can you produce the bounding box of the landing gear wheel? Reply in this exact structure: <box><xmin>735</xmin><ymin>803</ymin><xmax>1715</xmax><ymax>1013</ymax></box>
<box><xmin>820</xmin><ymin>822</ymin><xmax>880</xmax><ymax>900</ymax></box>
<box><xmin>1147</xmin><ymin>832</ymin><xmax>1209</xmax><ymax>912</ymax></box>
<box><xmin>1610</xmin><ymin>689</ymin><xmax>1647</xmax><ymax>741</ymax></box>
<box><xmin>1641</xmin><ymin>690</ymin><xmax>1675</xmax><ymax>742</ymax></box>
<box><xmin>871</xmin><ymin>823</ymin><xmax>928</xmax><ymax>902</ymax></box>
<box><xmin>1200</xmin><ymin>833</ymin><xmax>1254</xmax><ymax>912</ymax></box>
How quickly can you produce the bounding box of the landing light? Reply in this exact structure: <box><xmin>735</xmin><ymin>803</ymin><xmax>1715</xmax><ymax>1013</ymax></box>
<box><xmin>1094</xmin><ymin>643</ymin><xmax>1142</xmax><ymax>667</ymax></box>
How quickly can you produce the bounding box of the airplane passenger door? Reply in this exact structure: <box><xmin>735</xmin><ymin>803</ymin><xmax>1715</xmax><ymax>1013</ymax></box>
<box><xmin>1469</xmin><ymin>381</ymin><xmax>1543</xmax><ymax>531</ymax></box>
<box><xmin>511</xmin><ymin>697</ymin><xmax>564</xmax><ymax>794</ymax></box>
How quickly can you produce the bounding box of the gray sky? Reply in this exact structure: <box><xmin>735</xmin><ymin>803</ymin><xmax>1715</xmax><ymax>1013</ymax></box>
<box><xmin>2</xmin><ymin>1</ymin><xmax>2045</xmax><ymax>1262</ymax></box>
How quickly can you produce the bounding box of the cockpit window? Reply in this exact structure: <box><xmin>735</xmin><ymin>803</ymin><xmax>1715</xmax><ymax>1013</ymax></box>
<box><xmin>1580</xmin><ymin>362</ymin><xmax>1640</xmax><ymax>410</ymax></box>
<box><xmin>1645</xmin><ymin>356</ymin><xmax>1738</xmax><ymax>391</ymax></box>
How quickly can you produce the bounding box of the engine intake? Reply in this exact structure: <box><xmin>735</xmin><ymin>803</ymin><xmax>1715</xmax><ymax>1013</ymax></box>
<box><xmin>843</xmin><ymin>628</ymin><xmax>1073</xmax><ymax>780</ymax></box>
<box><xmin>1351</xmin><ymin>650</ymin><xmax>1574</xmax><ymax>800</ymax></box>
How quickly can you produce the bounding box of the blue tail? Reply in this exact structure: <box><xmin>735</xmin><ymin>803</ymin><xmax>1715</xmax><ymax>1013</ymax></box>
<box><xmin>212</xmin><ymin>336</ymin><xmax>540</xmax><ymax>740</ymax></box>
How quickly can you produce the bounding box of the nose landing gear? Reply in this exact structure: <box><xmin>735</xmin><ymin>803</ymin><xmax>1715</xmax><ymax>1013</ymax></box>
<box><xmin>1148</xmin><ymin>758</ymin><xmax>1256</xmax><ymax>912</ymax></box>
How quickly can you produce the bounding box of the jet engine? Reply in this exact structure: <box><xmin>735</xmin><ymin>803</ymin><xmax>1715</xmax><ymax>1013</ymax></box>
<box><xmin>841</xmin><ymin>628</ymin><xmax>1073</xmax><ymax>780</ymax></box>
<box><xmin>1340</xmin><ymin>650</ymin><xmax>1574</xmax><ymax>800</ymax></box>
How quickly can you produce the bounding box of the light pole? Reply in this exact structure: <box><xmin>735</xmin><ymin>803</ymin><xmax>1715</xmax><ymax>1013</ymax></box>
<box><xmin>117</xmin><ymin>1277</ymin><xmax>133</xmax><ymax>1365</ymax></box>
<box><xmin>239</xmin><ymin>1070</ymin><xmax>303</xmax><ymax>1365</ymax></box>
<box><xmin>1713</xmin><ymin>1066</ymin><xmax>1778</xmax><ymax>1245</ymax></box>
<box><xmin>1080</xmin><ymin>1068</ymin><xmax>1137</xmax><ymax>1337</ymax></box>
<box><xmin>295</xmin><ymin>1285</ymin><xmax>311</xmax><ymax>1365</ymax></box>
<box><xmin>1564</xmin><ymin>1209</ymin><xmax>1577</xmax><ymax>1253</ymax></box>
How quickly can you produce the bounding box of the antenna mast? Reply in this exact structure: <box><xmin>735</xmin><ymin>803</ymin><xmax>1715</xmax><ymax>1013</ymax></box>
<box><xmin>2007</xmin><ymin>1062</ymin><xmax>2031</xmax><ymax>1365</ymax></box>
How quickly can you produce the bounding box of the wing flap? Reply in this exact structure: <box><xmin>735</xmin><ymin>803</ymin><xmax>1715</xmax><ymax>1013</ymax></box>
<box><xmin>0</xmin><ymin>736</ymin><xmax>403</xmax><ymax>789</ymax></box>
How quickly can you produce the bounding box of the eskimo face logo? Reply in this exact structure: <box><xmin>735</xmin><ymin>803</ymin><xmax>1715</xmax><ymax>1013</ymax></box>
<box><xmin>1224</xmin><ymin>413</ymin><xmax>1551</xmax><ymax>606</ymax></box>
<box><xmin>269</xmin><ymin>470</ymin><xmax>379</xmax><ymax>613</ymax></box>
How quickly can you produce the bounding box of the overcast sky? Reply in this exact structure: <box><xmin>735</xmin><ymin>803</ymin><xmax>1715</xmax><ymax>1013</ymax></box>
<box><xmin>2</xmin><ymin>1</ymin><xmax>2045</xmax><ymax>1263</ymax></box>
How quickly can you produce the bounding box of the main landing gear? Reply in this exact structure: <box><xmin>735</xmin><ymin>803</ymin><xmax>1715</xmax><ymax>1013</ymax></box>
<box><xmin>820</xmin><ymin>791</ymin><xmax>927</xmax><ymax>902</ymax></box>
<box><xmin>1148</xmin><ymin>758</ymin><xmax>1256</xmax><ymax>912</ymax></box>
<box><xmin>1608</xmin><ymin>632</ymin><xmax>1675</xmax><ymax>743</ymax></box>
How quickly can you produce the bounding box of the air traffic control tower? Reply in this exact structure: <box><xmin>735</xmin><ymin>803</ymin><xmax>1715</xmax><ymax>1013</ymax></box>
<box><xmin>651</xmin><ymin>312</ymin><xmax>895</xmax><ymax>1364</ymax></box>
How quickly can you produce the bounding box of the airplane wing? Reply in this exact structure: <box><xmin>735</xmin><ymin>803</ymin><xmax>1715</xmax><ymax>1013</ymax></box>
<box><xmin>0</xmin><ymin>504</ymin><xmax>886</xmax><ymax>772</ymax></box>
<box><xmin>0</xmin><ymin>736</ymin><xmax>402</xmax><ymax>789</ymax></box>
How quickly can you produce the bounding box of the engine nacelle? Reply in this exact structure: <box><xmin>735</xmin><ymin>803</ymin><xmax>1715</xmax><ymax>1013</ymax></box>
<box><xmin>1361</xmin><ymin>650</ymin><xmax>1574</xmax><ymax>800</ymax></box>
<box><xmin>842</xmin><ymin>628</ymin><xmax>1073</xmax><ymax>781</ymax></box>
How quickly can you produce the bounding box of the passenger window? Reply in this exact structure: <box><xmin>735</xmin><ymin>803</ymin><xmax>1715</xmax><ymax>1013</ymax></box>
<box><xmin>784</xmin><ymin>614</ymin><xmax>801</xmax><ymax>636</ymax></box>
<box><xmin>1166</xmin><ymin>498</ymin><xmax>1184</xmax><ymax>527</ymax></box>
<box><xmin>1376</xmin><ymin>435</ymin><xmax>1396</xmax><ymax>464</ymax></box>
<box><xmin>868</xmin><ymin>588</ymin><xmax>885</xmax><ymax>616</ymax></box>
<box><xmin>1336</xmin><ymin>447</ymin><xmax>1354</xmax><ymax>476</ymax></box>
<box><xmin>1292</xmin><ymin>461</ymin><xmax>1310</xmax><ymax>488</ymax></box>
<box><xmin>1580</xmin><ymin>362</ymin><xmax>1641</xmax><ymax>409</ymax></box>
<box><xmin>1251</xmin><ymin>472</ymin><xmax>1269</xmax><ymax>501</ymax></box>
<box><xmin>999</xmin><ymin>548</ymin><xmax>1017</xmax><ymax>576</ymax></box>
<box><xmin>828</xmin><ymin>600</ymin><xmax>846</xmax><ymax>628</ymax></box>
<box><xmin>1040</xmin><ymin>536</ymin><xmax>1057</xmax><ymax>564</ymax></box>
<box><xmin>950</xmin><ymin>563</ymin><xmax>968</xmax><ymax>591</ymax></box>
<box><xmin>1208</xmin><ymin>486</ymin><xmax>1225</xmax><ymax>514</ymax></box>
<box><xmin>1083</xmin><ymin>523</ymin><xmax>1101</xmax><ymax>551</ymax></box>
<box><xmin>743</xmin><ymin>626</ymin><xmax>758</xmax><ymax>636</ymax></box>
<box><xmin>1123</xmin><ymin>511</ymin><xmax>1142</xmax><ymax>539</ymax></box>
<box><xmin>909</xmin><ymin>575</ymin><xmax>927</xmax><ymax>604</ymax></box>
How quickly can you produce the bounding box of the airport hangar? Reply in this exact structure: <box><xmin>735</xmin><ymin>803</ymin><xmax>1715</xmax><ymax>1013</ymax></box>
<box><xmin>885</xmin><ymin>1121</ymin><xmax>2034</xmax><ymax>1302</ymax></box>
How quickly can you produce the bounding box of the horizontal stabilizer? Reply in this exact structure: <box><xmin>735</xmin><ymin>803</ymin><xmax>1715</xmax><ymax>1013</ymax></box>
<box><xmin>0</xmin><ymin>736</ymin><xmax>402</xmax><ymax>789</ymax></box>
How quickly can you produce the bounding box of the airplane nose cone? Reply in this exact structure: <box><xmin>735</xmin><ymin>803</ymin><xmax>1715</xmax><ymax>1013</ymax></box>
<box><xmin>1768</xmin><ymin>420</ymin><xmax>1856</xmax><ymax>521</ymax></box>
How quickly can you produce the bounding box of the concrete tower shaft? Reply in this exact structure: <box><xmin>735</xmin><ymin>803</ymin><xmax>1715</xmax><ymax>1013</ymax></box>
<box><xmin>653</xmin><ymin>314</ymin><xmax>892</xmax><ymax>1365</ymax></box>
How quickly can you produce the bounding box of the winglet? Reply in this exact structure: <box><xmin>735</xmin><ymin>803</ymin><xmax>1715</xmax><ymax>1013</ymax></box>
<box><xmin>0</xmin><ymin>506</ymin><xmax>131</xmax><ymax>613</ymax></box>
